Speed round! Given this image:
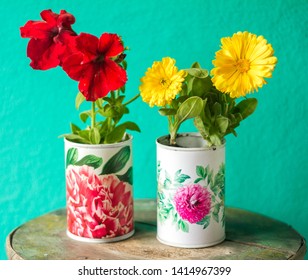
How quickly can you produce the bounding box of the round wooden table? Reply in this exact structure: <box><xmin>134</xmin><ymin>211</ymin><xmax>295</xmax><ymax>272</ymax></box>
<box><xmin>6</xmin><ymin>200</ymin><xmax>306</xmax><ymax>260</ymax></box>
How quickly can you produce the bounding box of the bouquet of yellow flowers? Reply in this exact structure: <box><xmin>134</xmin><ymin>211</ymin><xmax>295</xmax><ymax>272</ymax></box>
<box><xmin>140</xmin><ymin>31</ymin><xmax>277</xmax><ymax>146</ymax></box>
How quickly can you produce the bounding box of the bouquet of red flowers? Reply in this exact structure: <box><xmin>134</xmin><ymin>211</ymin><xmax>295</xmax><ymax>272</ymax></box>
<box><xmin>20</xmin><ymin>9</ymin><xmax>140</xmax><ymax>144</ymax></box>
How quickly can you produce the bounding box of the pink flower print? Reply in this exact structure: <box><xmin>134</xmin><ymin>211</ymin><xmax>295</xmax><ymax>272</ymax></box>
<box><xmin>66</xmin><ymin>165</ymin><xmax>133</xmax><ymax>239</ymax></box>
<box><xmin>174</xmin><ymin>184</ymin><xmax>211</xmax><ymax>224</ymax></box>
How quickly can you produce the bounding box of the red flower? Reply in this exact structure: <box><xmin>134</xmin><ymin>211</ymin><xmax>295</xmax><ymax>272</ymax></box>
<box><xmin>62</xmin><ymin>33</ymin><xmax>127</xmax><ymax>101</ymax></box>
<box><xmin>20</xmin><ymin>9</ymin><xmax>76</xmax><ymax>70</ymax></box>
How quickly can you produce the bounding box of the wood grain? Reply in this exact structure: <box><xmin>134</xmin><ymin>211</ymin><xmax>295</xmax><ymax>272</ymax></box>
<box><xmin>6</xmin><ymin>199</ymin><xmax>306</xmax><ymax>260</ymax></box>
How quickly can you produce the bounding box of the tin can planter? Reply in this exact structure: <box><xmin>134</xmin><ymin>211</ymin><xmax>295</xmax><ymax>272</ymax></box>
<box><xmin>64</xmin><ymin>135</ymin><xmax>134</xmax><ymax>243</ymax></box>
<box><xmin>156</xmin><ymin>133</ymin><xmax>225</xmax><ymax>248</ymax></box>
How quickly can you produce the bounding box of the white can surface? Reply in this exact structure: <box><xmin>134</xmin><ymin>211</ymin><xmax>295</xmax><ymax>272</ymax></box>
<box><xmin>64</xmin><ymin>136</ymin><xmax>134</xmax><ymax>243</ymax></box>
<box><xmin>156</xmin><ymin>133</ymin><xmax>225</xmax><ymax>248</ymax></box>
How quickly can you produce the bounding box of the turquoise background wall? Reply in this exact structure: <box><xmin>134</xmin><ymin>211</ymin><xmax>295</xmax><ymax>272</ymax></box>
<box><xmin>0</xmin><ymin>0</ymin><xmax>307</xmax><ymax>260</ymax></box>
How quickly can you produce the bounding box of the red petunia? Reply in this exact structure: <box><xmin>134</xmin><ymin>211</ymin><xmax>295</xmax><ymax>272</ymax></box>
<box><xmin>20</xmin><ymin>9</ymin><xmax>76</xmax><ymax>70</ymax></box>
<box><xmin>62</xmin><ymin>33</ymin><xmax>127</xmax><ymax>101</ymax></box>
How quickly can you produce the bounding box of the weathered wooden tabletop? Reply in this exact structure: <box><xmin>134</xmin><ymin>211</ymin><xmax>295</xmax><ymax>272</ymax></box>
<box><xmin>6</xmin><ymin>199</ymin><xmax>306</xmax><ymax>260</ymax></box>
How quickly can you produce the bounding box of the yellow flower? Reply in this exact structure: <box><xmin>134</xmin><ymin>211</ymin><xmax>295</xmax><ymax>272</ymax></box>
<box><xmin>140</xmin><ymin>57</ymin><xmax>187</xmax><ymax>107</ymax></box>
<box><xmin>211</xmin><ymin>31</ymin><xmax>277</xmax><ymax>98</ymax></box>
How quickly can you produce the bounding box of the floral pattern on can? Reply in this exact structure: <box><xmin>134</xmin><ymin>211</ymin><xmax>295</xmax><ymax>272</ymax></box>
<box><xmin>65</xmin><ymin>143</ymin><xmax>134</xmax><ymax>240</ymax></box>
<box><xmin>66</xmin><ymin>165</ymin><xmax>133</xmax><ymax>238</ymax></box>
<box><xmin>174</xmin><ymin>184</ymin><xmax>211</xmax><ymax>224</ymax></box>
<box><xmin>157</xmin><ymin>163</ymin><xmax>225</xmax><ymax>233</ymax></box>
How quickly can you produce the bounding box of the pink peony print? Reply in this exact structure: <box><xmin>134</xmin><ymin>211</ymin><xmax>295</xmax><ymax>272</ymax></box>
<box><xmin>174</xmin><ymin>184</ymin><xmax>211</xmax><ymax>224</ymax></box>
<box><xmin>66</xmin><ymin>165</ymin><xmax>133</xmax><ymax>239</ymax></box>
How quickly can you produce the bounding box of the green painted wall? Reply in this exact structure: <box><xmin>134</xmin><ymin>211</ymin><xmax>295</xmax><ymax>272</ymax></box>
<box><xmin>1</xmin><ymin>0</ymin><xmax>307</xmax><ymax>259</ymax></box>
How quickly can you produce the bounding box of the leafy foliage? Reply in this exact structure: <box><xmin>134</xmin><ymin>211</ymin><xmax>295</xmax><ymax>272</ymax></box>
<box><xmin>184</xmin><ymin>62</ymin><xmax>258</xmax><ymax>146</ymax></box>
<box><xmin>21</xmin><ymin>10</ymin><xmax>139</xmax><ymax>145</ymax></box>
<box><xmin>159</xmin><ymin>96</ymin><xmax>204</xmax><ymax>145</ymax></box>
<box><xmin>62</xmin><ymin>89</ymin><xmax>140</xmax><ymax>144</ymax></box>
<box><xmin>146</xmin><ymin>59</ymin><xmax>258</xmax><ymax>147</ymax></box>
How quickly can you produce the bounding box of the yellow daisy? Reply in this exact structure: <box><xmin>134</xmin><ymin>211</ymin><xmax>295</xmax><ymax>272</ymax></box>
<box><xmin>211</xmin><ymin>31</ymin><xmax>277</xmax><ymax>98</ymax></box>
<box><xmin>140</xmin><ymin>57</ymin><xmax>187</xmax><ymax>107</ymax></box>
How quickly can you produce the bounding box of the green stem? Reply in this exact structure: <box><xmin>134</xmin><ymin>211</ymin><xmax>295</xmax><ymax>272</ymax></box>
<box><xmin>168</xmin><ymin>116</ymin><xmax>179</xmax><ymax>146</ymax></box>
<box><xmin>123</xmin><ymin>93</ymin><xmax>140</xmax><ymax>106</ymax></box>
<box><xmin>114</xmin><ymin>89</ymin><xmax>119</xmax><ymax>99</ymax></box>
<box><xmin>91</xmin><ymin>101</ymin><xmax>96</xmax><ymax>129</ymax></box>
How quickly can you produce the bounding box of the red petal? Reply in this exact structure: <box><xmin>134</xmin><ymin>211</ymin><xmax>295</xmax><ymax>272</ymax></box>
<box><xmin>75</xmin><ymin>33</ymin><xmax>99</xmax><ymax>61</ymax></box>
<box><xmin>62</xmin><ymin>53</ymin><xmax>86</xmax><ymax>80</ymax></box>
<box><xmin>58</xmin><ymin>10</ymin><xmax>76</xmax><ymax>28</ymax></box>
<box><xmin>100</xmin><ymin>59</ymin><xmax>127</xmax><ymax>90</ymax></box>
<box><xmin>79</xmin><ymin>60</ymin><xmax>127</xmax><ymax>101</ymax></box>
<box><xmin>98</xmin><ymin>33</ymin><xmax>124</xmax><ymax>57</ymax></box>
<box><xmin>20</xmin><ymin>20</ymin><xmax>54</xmax><ymax>39</ymax></box>
<box><xmin>40</xmin><ymin>9</ymin><xmax>58</xmax><ymax>25</ymax></box>
<box><xmin>75</xmin><ymin>62</ymin><xmax>109</xmax><ymax>101</ymax></box>
<box><xmin>57</xmin><ymin>32</ymin><xmax>78</xmax><ymax>64</ymax></box>
<box><xmin>27</xmin><ymin>38</ymin><xmax>61</xmax><ymax>70</ymax></box>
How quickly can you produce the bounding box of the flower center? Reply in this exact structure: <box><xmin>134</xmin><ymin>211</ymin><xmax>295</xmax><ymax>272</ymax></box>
<box><xmin>189</xmin><ymin>194</ymin><xmax>199</xmax><ymax>207</ymax></box>
<box><xmin>96</xmin><ymin>54</ymin><xmax>105</xmax><ymax>63</ymax></box>
<box><xmin>160</xmin><ymin>78</ymin><xmax>171</xmax><ymax>88</ymax></box>
<box><xmin>236</xmin><ymin>59</ymin><xmax>250</xmax><ymax>73</ymax></box>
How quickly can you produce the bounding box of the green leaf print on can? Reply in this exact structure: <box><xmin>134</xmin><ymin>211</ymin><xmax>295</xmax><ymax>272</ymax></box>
<box><xmin>101</xmin><ymin>146</ymin><xmax>131</xmax><ymax>175</ymax></box>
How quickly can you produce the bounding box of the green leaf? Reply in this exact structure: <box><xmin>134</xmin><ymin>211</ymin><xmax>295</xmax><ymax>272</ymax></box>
<box><xmin>194</xmin><ymin>116</ymin><xmax>210</xmax><ymax>140</ymax></box>
<box><xmin>122</xmin><ymin>121</ymin><xmax>141</xmax><ymax>132</ymax></box>
<box><xmin>179</xmin><ymin>82</ymin><xmax>188</xmax><ymax>96</ymax></box>
<box><xmin>203</xmin><ymin>216</ymin><xmax>211</xmax><ymax>229</ymax></box>
<box><xmin>196</xmin><ymin>165</ymin><xmax>205</xmax><ymax>179</ymax></box>
<box><xmin>105</xmin><ymin>122</ymin><xmax>140</xmax><ymax>144</ymax></box>
<box><xmin>164</xmin><ymin>178</ymin><xmax>171</xmax><ymax>188</ymax></box>
<box><xmin>120</xmin><ymin>85</ymin><xmax>126</xmax><ymax>94</ymax></box>
<box><xmin>158</xmin><ymin>108</ymin><xmax>177</xmax><ymax>116</ymax></box>
<box><xmin>194</xmin><ymin>178</ymin><xmax>203</xmax><ymax>184</ymax></box>
<box><xmin>164</xmin><ymin>170</ymin><xmax>172</xmax><ymax>188</ymax></box>
<box><xmin>197</xmin><ymin>215</ymin><xmax>211</xmax><ymax>229</ymax></box>
<box><xmin>117</xmin><ymin>167</ymin><xmax>133</xmax><ymax>184</ymax></box>
<box><xmin>173</xmin><ymin>169</ymin><xmax>190</xmax><ymax>184</ymax></box>
<box><xmin>236</xmin><ymin>98</ymin><xmax>258</xmax><ymax>119</ymax></box>
<box><xmin>75</xmin><ymin>92</ymin><xmax>85</xmax><ymax>110</ymax></box>
<box><xmin>75</xmin><ymin>155</ymin><xmax>103</xmax><ymax>169</ymax></box>
<box><xmin>62</xmin><ymin>134</ymin><xmax>90</xmax><ymax>144</ymax></box>
<box><xmin>95</xmin><ymin>98</ymin><xmax>104</xmax><ymax>109</ymax></box>
<box><xmin>176</xmin><ymin>96</ymin><xmax>203</xmax><ymax>124</ymax></box>
<box><xmin>78</xmin><ymin>130</ymin><xmax>90</xmax><ymax>141</ymax></box>
<box><xmin>190</xmin><ymin>76</ymin><xmax>213</xmax><ymax>97</ymax></box>
<box><xmin>185</xmin><ymin>68</ymin><xmax>208</xmax><ymax>78</ymax></box>
<box><xmin>70</xmin><ymin>123</ymin><xmax>81</xmax><ymax>134</ymax></box>
<box><xmin>115</xmin><ymin>95</ymin><xmax>125</xmax><ymax>105</ymax></box>
<box><xmin>209</xmin><ymin>133</ymin><xmax>222</xmax><ymax>146</ymax></box>
<box><xmin>215</xmin><ymin>116</ymin><xmax>229</xmax><ymax>134</ymax></box>
<box><xmin>211</xmin><ymin>184</ymin><xmax>220</xmax><ymax>196</ymax></box>
<box><xmin>175</xmin><ymin>173</ymin><xmax>190</xmax><ymax>184</ymax></box>
<box><xmin>213</xmin><ymin>102</ymin><xmax>222</xmax><ymax>116</ymax></box>
<box><xmin>179</xmin><ymin>220</ymin><xmax>189</xmax><ymax>233</ymax></box>
<box><xmin>121</xmin><ymin>60</ymin><xmax>127</xmax><ymax>70</ymax></box>
<box><xmin>212</xmin><ymin>204</ymin><xmax>221</xmax><ymax>223</ymax></box>
<box><xmin>207</xmin><ymin>168</ymin><xmax>214</xmax><ymax>185</ymax></box>
<box><xmin>102</xmin><ymin>96</ymin><xmax>113</xmax><ymax>104</ymax></box>
<box><xmin>98</xmin><ymin>105</ymin><xmax>120</xmax><ymax>118</ymax></box>
<box><xmin>105</xmin><ymin>129</ymin><xmax>125</xmax><ymax>144</ymax></box>
<box><xmin>101</xmin><ymin>146</ymin><xmax>131</xmax><ymax>175</ymax></box>
<box><xmin>89</xmin><ymin>127</ymin><xmax>101</xmax><ymax>144</ymax></box>
<box><xmin>80</xmin><ymin>110</ymin><xmax>92</xmax><ymax>123</ymax></box>
<box><xmin>66</xmin><ymin>148</ymin><xmax>78</xmax><ymax>167</ymax></box>
<box><xmin>191</xmin><ymin>61</ymin><xmax>201</xmax><ymax>68</ymax></box>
